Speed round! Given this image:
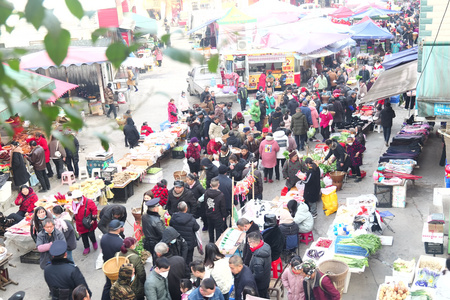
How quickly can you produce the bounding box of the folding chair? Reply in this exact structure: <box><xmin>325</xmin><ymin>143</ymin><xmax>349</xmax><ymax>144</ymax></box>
<box><xmin>379</xmin><ymin>211</ymin><xmax>395</xmax><ymax>233</ymax></box>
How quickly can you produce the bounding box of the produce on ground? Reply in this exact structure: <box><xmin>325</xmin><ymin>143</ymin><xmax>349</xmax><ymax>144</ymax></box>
<box><xmin>334</xmin><ymin>254</ymin><xmax>368</xmax><ymax>269</ymax></box>
<box><xmin>418</xmin><ymin>257</ymin><xmax>444</xmax><ymax>272</ymax></box>
<box><xmin>393</xmin><ymin>258</ymin><xmax>415</xmax><ymax>273</ymax></box>
<box><xmin>378</xmin><ymin>282</ymin><xmax>409</xmax><ymax>300</ymax></box>
<box><xmin>338</xmin><ymin>234</ymin><xmax>381</xmax><ymax>255</ymax></box>
<box><xmin>410</xmin><ymin>290</ymin><xmax>432</xmax><ymax>300</ymax></box>
<box><xmin>316</xmin><ymin>238</ymin><xmax>333</xmax><ymax>248</ymax></box>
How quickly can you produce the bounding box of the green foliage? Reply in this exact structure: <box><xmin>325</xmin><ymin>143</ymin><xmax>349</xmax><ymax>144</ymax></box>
<box><xmin>207</xmin><ymin>54</ymin><xmax>219</xmax><ymax>73</ymax></box>
<box><xmin>65</xmin><ymin>0</ymin><xmax>84</xmax><ymax>20</ymax></box>
<box><xmin>0</xmin><ymin>0</ymin><xmax>13</xmax><ymax>25</ymax></box>
<box><xmin>106</xmin><ymin>42</ymin><xmax>131</xmax><ymax>69</ymax></box>
<box><xmin>44</xmin><ymin>29</ymin><xmax>71</xmax><ymax>66</ymax></box>
<box><xmin>24</xmin><ymin>0</ymin><xmax>45</xmax><ymax>30</ymax></box>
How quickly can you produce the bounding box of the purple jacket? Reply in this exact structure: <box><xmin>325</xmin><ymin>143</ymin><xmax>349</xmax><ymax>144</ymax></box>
<box><xmin>346</xmin><ymin>141</ymin><xmax>366</xmax><ymax>167</ymax></box>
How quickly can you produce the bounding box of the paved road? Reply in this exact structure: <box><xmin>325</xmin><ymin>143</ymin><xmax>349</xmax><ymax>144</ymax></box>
<box><xmin>1</xmin><ymin>35</ymin><xmax>446</xmax><ymax>299</ymax></box>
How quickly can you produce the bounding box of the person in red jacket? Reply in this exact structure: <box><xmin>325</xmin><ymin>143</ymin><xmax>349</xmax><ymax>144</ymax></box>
<box><xmin>140</xmin><ymin>122</ymin><xmax>153</xmax><ymax>136</ymax></box>
<box><xmin>71</xmin><ymin>190</ymin><xmax>98</xmax><ymax>255</ymax></box>
<box><xmin>26</xmin><ymin>132</ymin><xmax>53</xmax><ymax>177</ymax></box>
<box><xmin>300</xmin><ymin>260</ymin><xmax>340</xmax><ymax>300</ymax></box>
<box><xmin>151</xmin><ymin>179</ymin><xmax>168</xmax><ymax>206</ymax></box>
<box><xmin>14</xmin><ymin>185</ymin><xmax>38</xmax><ymax>217</ymax></box>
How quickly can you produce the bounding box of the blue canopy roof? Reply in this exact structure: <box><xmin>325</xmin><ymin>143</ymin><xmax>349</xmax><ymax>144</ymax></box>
<box><xmin>352</xmin><ymin>8</ymin><xmax>402</xmax><ymax>19</ymax></box>
<box><xmin>350</xmin><ymin>21</ymin><xmax>394</xmax><ymax>39</ymax></box>
<box><xmin>382</xmin><ymin>46</ymin><xmax>418</xmax><ymax>70</ymax></box>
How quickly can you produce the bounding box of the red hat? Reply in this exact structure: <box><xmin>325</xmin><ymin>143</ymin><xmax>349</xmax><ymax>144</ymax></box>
<box><xmin>262</xmin><ymin>128</ymin><xmax>269</xmax><ymax>133</ymax></box>
<box><xmin>236</xmin><ymin>112</ymin><xmax>243</xmax><ymax>118</ymax></box>
<box><xmin>301</xmin><ymin>87</ymin><xmax>307</xmax><ymax>93</ymax></box>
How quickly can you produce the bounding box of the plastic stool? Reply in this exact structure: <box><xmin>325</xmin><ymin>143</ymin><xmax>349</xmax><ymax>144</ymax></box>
<box><xmin>373</xmin><ymin>124</ymin><xmax>382</xmax><ymax>133</ymax></box>
<box><xmin>91</xmin><ymin>168</ymin><xmax>101</xmax><ymax>178</ymax></box>
<box><xmin>271</xmin><ymin>257</ymin><xmax>283</xmax><ymax>279</ymax></box>
<box><xmin>79</xmin><ymin>167</ymin><xmax>89</xmax><ymax>180</ymax></box>
<box><xmin>299</xmin><ymin>231</ymin><xmax>314</xmax><ymax>245</ymax></box>
<box><xmin>61</xmin><ymin>171</ymin><xmax>76</xmax><ymax>186</ymax></box>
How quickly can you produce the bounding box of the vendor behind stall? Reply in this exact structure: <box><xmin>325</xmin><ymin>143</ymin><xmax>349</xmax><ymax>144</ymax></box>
<box><xmin>10</xmin><ymin>141</ymin><xmax>30</xmax><ymax>187</ymax></box>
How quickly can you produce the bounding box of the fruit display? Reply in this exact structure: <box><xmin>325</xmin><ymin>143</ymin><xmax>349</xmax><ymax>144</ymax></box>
<box><xmin>316</xmin><ymin>238</ymin><xmax>333</xmax><ymax>248</ymax></box>
<box><xmin>378</xmin><ymin>281</ymin><xmax>410</xmax><ymax>300</ymax></box>
<box><xmin>71</xmin><ymin>179</ymin><xmax>105</xmax><ymax>199</ymax></box>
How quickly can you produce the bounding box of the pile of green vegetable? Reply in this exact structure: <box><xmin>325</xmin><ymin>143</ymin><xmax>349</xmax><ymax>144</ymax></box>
<box><xmin>410</xmin><ymin>290</ymin><xmax>432</xmax><ymax>300</ymax></box>
<box><xmin>338</xmin><ymin>234</ymin><xmax>382</xmax><ymax>255</ymax></box>
<box><xmin>334</xmin><ymin>254</ymin><xmax>368</xmax><ymax>269</ymax></box>
<box><xmin>319</xmin><ymin>161</ymin><xmax>336</xmax><ymax>174</ymax></box>
<box><xmin>283</xmin><ymin>150</ymin><xmax>290</xmax><ymax>160</ymax></box>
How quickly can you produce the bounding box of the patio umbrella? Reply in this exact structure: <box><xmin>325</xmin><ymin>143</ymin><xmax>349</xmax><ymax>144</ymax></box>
<box><xmin>329</xmin><ymin>6</ymin><xmax>354</xmax><ymax>19</ymax></box>
<box><xmin>352</xmin><ymin>8</ymin><xmax>401</xmax><ymax>19</ymax></box>
<box><xmin>273</xmin><ymin>31</ymin><xmax>350</xmax><ymax>54</ymax></box>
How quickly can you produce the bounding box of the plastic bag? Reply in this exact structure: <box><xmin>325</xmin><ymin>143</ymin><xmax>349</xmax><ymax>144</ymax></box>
<box><xmin>323</xmin><ymin>175</ymin><xmax>333</xmax><ymax>187</ymax></box>
<box><xmin>196</xmin><ymin>230</ymin><xmax>204</xmax><ymax>255</ymax></box>
<box><xmin>307</xmin><ymin>127</ymin><xmax>316</xmax><ymax>139</ymax></box>
<box><xmin>321</xmin><ymin>186</ymin><xmax>338</xmax><ymax>216</ymax></box>
<box><xmin>182</xmin><ymin>158</ymin><xmax>190</xmax><ymax>174</ymax></box>
<box><xmin>95</xmin><ymin>253</ymin><xmax>104</xmax><ymax>270</ymax></box>
<box><xmin>134</xmin><ymin>221</ymin><xmax>143</xmax><ymax>241</ymax></box>
<box><xmin>295</xmin><ymin>181</ymin><xmax>305</xmax><ymax>192</ymax></box>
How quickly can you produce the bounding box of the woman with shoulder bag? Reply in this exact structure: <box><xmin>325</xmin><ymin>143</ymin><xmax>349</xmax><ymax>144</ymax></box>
<box><xmin>71</xmin><ymin>190</ymin><xmax>98</xmax><ymax>255</ymax></box>
<box><xmin>49</xmin><ymin>136</ymin><xmax>66</xmax><ymax>179</ymax></box>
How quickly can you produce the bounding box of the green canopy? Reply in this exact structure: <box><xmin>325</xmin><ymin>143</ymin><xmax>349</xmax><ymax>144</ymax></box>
<box><xmin>217</xmin><ymin>7</ymin><xmax>257</xmax><ymax>25</ymax></box>
<box><xmin>125</xmin><ymin>12</ymin><xmax>158</xmax><ymax>34</ymax></box>
<box><xmin>0</xmin><ymin>65</ymin><xmax>56</xmax><ymax>120</ymax></box>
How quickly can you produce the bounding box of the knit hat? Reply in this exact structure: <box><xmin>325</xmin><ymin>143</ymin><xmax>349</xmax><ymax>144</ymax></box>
<box><xmin>190</xmin><ymin>137</ymin><xmax>199</xmax><ymax>144</ymax></box>
<box><xmin>289</xmin><ymin>151</ymin><xmax>298</xmax><ymax>159</ymax></box>
<box><xmin>279</xmin><ymin>209</ymin><xmax>294</xmax><ymax>225</ymax></box>
<box><xmin>236</xmin><ymin>112</ymin><xmax>243</xmax><ymax>118</ymax></box>
<box><xmin>262</xmin><ymin>127</ymin><xmax>269</xmax><ymax>133</ymax></box>
<box><xmin>243</xmin><ymin>127</ymin><xmax>250</xmax><ymax>133</ymax></box>
<box><xmin>265</xmin><ymin>135</ymin><xmax>274</xmax><ymax>141</ymax></box>
<box><xmin>301</xmin><ymin>87</ymin><xmax>307</xmax><ymax>93</ymax></box>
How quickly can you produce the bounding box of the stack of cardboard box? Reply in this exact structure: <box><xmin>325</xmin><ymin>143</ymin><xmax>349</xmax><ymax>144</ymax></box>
<box><xmin>422</xmin><ymin>212</ymin><xmax>445</xmax><ymax>255</ymax></box>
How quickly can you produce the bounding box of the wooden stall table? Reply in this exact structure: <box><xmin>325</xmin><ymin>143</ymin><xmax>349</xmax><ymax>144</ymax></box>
<box><xmin>0</xmin><ymin>254</ymin><xmax>17</xmax><ymax>291</ymax></box>
<box><xmin>215</xmin><ymin>227</ymin><xmax>245</xmax><ymax>256</ymax></box>
<box><xmin>111</xmin><ymin>179</ymin><xmax>134</xmax><ymax>202</ymax></box>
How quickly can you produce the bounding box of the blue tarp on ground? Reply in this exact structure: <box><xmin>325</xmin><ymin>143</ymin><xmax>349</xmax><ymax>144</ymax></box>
<box><xmin>350</xmin><ymin>20</ymin><xmax>394</xmax><ymax>39</ymax></box>
<box><xmin>382</xmin><ymin>46</ymin><xmax>418</xmax><ymax>70</ymax></box>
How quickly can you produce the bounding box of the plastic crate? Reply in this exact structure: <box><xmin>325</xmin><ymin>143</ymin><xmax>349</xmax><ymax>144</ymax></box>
<box><xmin>335</xmin><ymin>236</ymin><xmax>369</xmax><ymax>257</ymax></box>
<box><xmin>20</xmin><ymin>250</ymin><xmax>40</xmax><ymax>264</ymax></box>
<box><xmin>425</xmin><ymin>242</ymin><xmax>444</xmax><ymax>255</ymax></box>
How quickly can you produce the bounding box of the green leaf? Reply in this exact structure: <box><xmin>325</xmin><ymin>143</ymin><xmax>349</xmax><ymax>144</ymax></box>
<box><xmin>42</xmin><ymin>11</ymin><xmax>62</xmax><ymax>33</ymax></box>
<box><xmin>0</xmin><ymin>0</ymin><xmax>13</xmax><ymax>25</ymax></box>
<box><xmin>163</xmin><ymin>47</ymin><xmax>191</xmax><ymax>65</ymax></box>
<box><xmin>25</xmin><ymin>0</ymin><xmax>45</xmax><ymax>30</ymax></box>
<box><xmin>7</xmin><ymin>59</ymin><xmax>20</xmax><ymax>71</ymax></box>
<box><xmin>106</xmin><ymin>42</ymin><xmax>130</xmax><ymax>69</ymax></box>
<box><xmin>208</xmin><ymin>54</ymin><xmax>219</xmax><ymax>73</ymax></box>
<box><xmin>91</xmin><ymin>28</ymin><xmax>109</xmax><ymax>43</ymax></box>
<box><xmin>93</xmin><ymin>132</ymin><xmax>110</xmax><ymax>151</ymax></box>
<box><xmin>61</xmin><ymin>104</ymin><xmax>84</xmax><ymax>131</ymax></box>
<box><xmin>50</xmin><ymin>130</ymin><xmax>75</xmax><ymax>151</ymax></box>
<box><xmin>161</xmin><ymin>34</ymin><xmax>170</xmax><ymax>44</ymax></box>
<box><xmin>5</xmin><ymin>25</ymin><xmax>13</xmax><ymax>33</ymax></box>
<box><xmin>13</xmin><ymin>48</ymin><xmax>28</xmax><ymax>55</ymax></box>
<box><xmin>65</xmin><ymin>0</ymin><xmax>84</xmax><ymax>19</ymax></box>
<box><xmin>44</xmin><ymin>29</ymin><xmax>71</xmax><ymax>66</ymax></box>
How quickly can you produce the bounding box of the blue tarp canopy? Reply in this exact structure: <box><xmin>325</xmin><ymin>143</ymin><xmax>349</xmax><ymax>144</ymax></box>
<box><xmin>350</xmin><ymin>20</ymin><xmax>394</xmax><ymax>39</ymax></box>
<box><xmin>382</xmin><ymin>46</ymin><xmax>418</xmax><ymax>70</ymax></box>
<box><xmin>186</xmin><ymin>17</ymin><xmax>221</xmax><ymax>35</ymax></box>
<box><xmin>351</xmin><ymin>8</ymin><xmax>402</xmax><ymax>19</ymax></box>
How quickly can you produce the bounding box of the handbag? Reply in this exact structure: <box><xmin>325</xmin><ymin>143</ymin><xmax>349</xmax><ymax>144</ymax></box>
<box><xmin>82</xmin><ymin>199</ymin><xmax>93</xmax><ymax>230</ymax></box>
<box><xmin>54</xmin><ymin>141</ymin><xmax>62</xmax><ymax>158</ymax></box>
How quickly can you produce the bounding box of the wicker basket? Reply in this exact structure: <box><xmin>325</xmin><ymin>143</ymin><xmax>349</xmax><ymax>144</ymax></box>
<box><xmin>102</xmin><ymin>253</ymin><xmax>130</xmax><ymax>283</ymax></box>
<box><xmin>318</xmin><ymin>259</ymin><xmax>349</xmax><ymax>296</ymax></box>
<box><xmin>173</xmin><ymin>170</ymin><xmax>187</xmax><ymax>182</ymax></box>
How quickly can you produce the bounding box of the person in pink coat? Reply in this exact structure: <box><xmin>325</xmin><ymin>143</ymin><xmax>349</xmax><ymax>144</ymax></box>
<box><xmin>282</xmin><ymin>256</ymin><xmax>305</xmax><ymax>300</ymax></box>
<box><xmin>308</xmin><ymin>99</ymin><xmax>320</xmax><ymax>142</ymax></box>
<box><xmin>259</xmin><ymin>133</ymin><xmax>280</xmax><ymax>183</ymax></box>
<box><xmin>168</xmin><ymin>98</ymin><xmax>178</xmax><ymax>123</ymax></box>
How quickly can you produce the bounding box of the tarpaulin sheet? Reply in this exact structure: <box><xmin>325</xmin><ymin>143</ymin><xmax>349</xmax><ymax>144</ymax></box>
<box><xmin>360</xmin><ymin>61</ymin><xmax>417</xmax><ymax>104</ymax></box>
<box><xmin>382</xmin><ymin>46</ymin><xmax>418</xmax><ymax>70</ymax></box>
<box><xmin>350</xmin><ymin>19</ymin><xmax>394</xmax><ymax>39</ymax></box>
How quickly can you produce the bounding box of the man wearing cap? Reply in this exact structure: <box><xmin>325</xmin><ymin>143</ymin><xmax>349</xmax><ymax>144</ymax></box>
<box><xmin>142</xmin><ymin>197</ymin><xmax>166</xmax><ymax>259</ymax></box>
<box><xmin>166</xmin><ymin>181</ymin><xmax>197</xmax><ymax>216</ymax></box>
<box><xmin>36</xmin><ymin>218</ymin><xmax>65</xmax><ymax>269</ymax></box>
<box><xmin>100</xmin><ymin>219</ymin><xmax>125</xmax><ymax>300</ymax></box>
<box><xmin>98</xmin><ymin>204</ymin><xmax>127</xmax><ymax>239</ymax></box>
<box><xmin>200</xmin><ymin>158</ymin><xmax>219</xmax><ymax>188</ymax></box>
<box><xmin>44</xmin><ymin>240</ymin><xmax>92</xmax><ymax>300</ymax></box>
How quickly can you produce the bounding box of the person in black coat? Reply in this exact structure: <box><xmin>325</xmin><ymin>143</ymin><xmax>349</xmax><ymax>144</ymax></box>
<box><xmin>218</xmin><ymin>146</ymin><xmax>231</xmax><ymax>167</ymax></box>
<box><xmin>228</xmin><ymin>155</ymin><xmax>246</xmax><ymax>181</ymax></box>
<box><xmin>261</xmin><ymin>215</ymin><xmax>284</xmax><ymax>262</ymax></box>
<box><xmin>302</xmin><ymin>158</ymin><xmax>322</xmax><ymax>218</ymax></box>
<box><xmin>10</xmin><ymin>141</ymin><xmax>30</xmax><ymax>187</ymax></box>
<box><xmin>324</xmin><ymin>139</ymin><xmax>351</xmax><ymax>172</ymax></box>
<box><xmin>64</xmin><ymin>134</ymin><xmax>80</xmax><ymax>177</ymax></box>
<box><xmin>358</xmin><ymin>65</ymin><xmax>371</xmax><ymax>83</ymax></box>
<box><xmin>204</xmin><ymin>179</ymin><xmax>227</xmax><ymax>243</ymax></box>
<box><xmin>270</xmin><ymin>107</ymin><xmax>284</xmax><ymax>132</ymax></box>
<box><xmin>200</xmin><ymin>158</ymin><xmax>219</xmax><ymax>188</ymax></box>
<box><xmin>185</xmin><ymin>174</ymin><xmax>207</xmax><ymax>230</ymax></box>
<box><xmin>188</xmin><ymin>118</ymin><xmax>202</xmax><ymax>141</ymax></box>
<box><xmin>287</xmin><ymin>98</ymin><xmax>299</xmax><ymax>116</ymax></box>
<box><xmin>123</xmin><ymin>117</ymin><xmax>140</xmax><ymax>148</ymax></box>
<box><xmin>202</xmin><ymin>112</ymin><xmax>214</xmax><ymax>148</ymax></box>
<box><xmin>380</xmin><ymin>101</ymin><xmax>396</xmax><ymax>146</ymax></box>
<box><xmin>142</xmin><ymin>198</ymin><xmax>166</xmax><ymax>260</ymax></box>
<box><xmin>229</xmin><ymin>255</ymin><xmax>259</xmax><ymax>300</ymax></box>
<box><xmin>161</xmin><ymin>226</ymin><xmax>188</xmax><ymax>263</ymax></box>
<box><xmin>98</xmin><ymin>204</ymin><xmax>127</xmax><ymax>238</ymax></box>
<box><xmin>214</xmin><ymin>165</ymin><xmax>233</xmax><ymax>224</ymax></box>
<box><xmin>166</xmin><ymin>181</ymin><xmax>197</xmax><ymax>216</ymax></box>
<box><xmin>236</xmin><ymin>218</ymin><xmax>261</xmax><ymax>266</ymax></box>
<box><xmin>247</xmin><ymin>232</ymin><xmax>272</xmax><ymax>298</ymax></box>
<box><xmin>226</xmin><ymin>131</ymin><xmax>241</xmax><ymax>148</ymax></box>
<box><xmin>169</xmin><ymin>201</ymin><xmax>199</xmax><ymax>266</ymax></box>
<box><xmin>44</xmin><ymin>240</ymin><xmax>92</xmax><ymax>300</ymax></box>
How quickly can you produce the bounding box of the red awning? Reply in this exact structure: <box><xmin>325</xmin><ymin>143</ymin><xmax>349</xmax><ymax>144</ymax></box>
<box><xmin>23</xmin><ymin>70</ymin><xmax>79</xmax><ymax>103</ymax></box>
<box><xmin>356</xmin><ymin>16</ymin><xmax>379</xmax><ymax>25</ymax></box>
<box><xmin>20</xmin><ymin>47</ymin><xmax>108</xmax><ymax>70</ymax></box>
<box><xmin>329</xmin><ymin>7</ymin><xmax>354</xmax><ymax>19</ymax></box>
<box><xmin>98</xmin><ymin>8</ymin><xmax>119</xmax><ymax>28</ymax></box>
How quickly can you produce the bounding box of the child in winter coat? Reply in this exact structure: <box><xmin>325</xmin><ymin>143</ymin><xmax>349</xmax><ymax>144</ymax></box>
<box><xmin>281</xmin><ymin>256</ymin><xmax>305</xmax><ymax>300</ymax></box>
<box><xmin>180</xmin><ymin>278</ymin><xmax>193</xmax><ymax>300</ymax></box>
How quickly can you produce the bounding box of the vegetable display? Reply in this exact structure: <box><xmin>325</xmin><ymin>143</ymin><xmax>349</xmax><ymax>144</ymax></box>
<box><xmin>378</xmin><ymin>282</ymin><xmax>409</xmax><ymax>300</ymax></box>
<box><xmin>316</xmin><ymin>238</ymin><xmax>333</xmax><ymax>248</ymax></box>
<box><xmin>418</xmin><ymin>257</ymin><xmax>443</xmax><ymax>272</ymax></box>
<box><xmin>410</xmin><ymin>290</ymin><xmax>432</xmax><ymax>300</ymax></box>
<box><xmin>307</xmin><ymin>249</ymin><xmax>324</xmax><ymax>259</ymax></box>
<box><xmin>338</xmin><ymin>234</ymin><xmax>381</xmax><ymax>255</ymax></box>
<box><xmin>334</xmin><ymin>254</ymin><xmax>368</xmax><ymax>269</ymax></box>
<box><xmin>393</xmin><ymin>258</ymin><xmax>415</xmax><ymax>273</ymax></box>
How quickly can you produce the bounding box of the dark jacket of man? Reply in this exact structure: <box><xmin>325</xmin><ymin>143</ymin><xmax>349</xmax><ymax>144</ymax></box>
<box><xmin>214</xmin><ymin>174</ymin><xmax>233</xmax><ymax>211</ymax></box>
<box><xmin>262</xmin><ymin>226</ymin><xmax>284</xmax><ymax>262</ymax></box>
<box><xmin>380</xmin><ymin>106</ymin><xmax>396</xmax><ymax>128</ymax></box>
<box><xmin>200</xmin><ymin>90</ymin><xmax>210</xmax><ymax>103</ymax></box>
<box><xmin>244</xmin><ymin>139</ymin><xmax>261</xmax><ymax>160</ymax></box>
<box><xmin>170</xmin><ymin>212</ymin><xmax>200</xmax><ymax>250</ymax></box>
<box><xmin>242</xmin><ymin>222</ymin><xmax>261</xmax><ymax>266</ymax></box>
<box><xmin>123</xmin><ymin>118</ymin><xmax>140</xmax><ymax>148</ymax></box>
<box><xmin>201</xmin><ymin>158</ymin><xmax>219</xmax><ymax>188</ymax></box>
<box><xmin>28</xmin><ymin>145</ymin><xmax>46</xmax><ymax>171</ymax></box>
<box><xmin>64</xmin><ymin>136</ymin><xmax>79</xmax><ymax>159</ymax></box>
<box><xmin>238</xmin><ymin>87</ymin><xmax>248</xmax><ymax>102</ymax></box>
<box><xmin>234</xmin><ymin>265</ymin><xmax>259</xmax><ymax>300</ymax></box>
<box><xmin>36</xmin><ymin>229</ymin><xmax>65</xmax><ymax>269</ymax></box>
<box><xmin>300</xmin><ymin>105</ymin><xmax>313</xmax><ymax>125</ymax></box>
<box><xmin>290</xmin><ymin>111</ymin><xmax>308</xmax><ymax>136</ymax></box>
<box><xmin>229</xmin><ymin>158</ymin><xmax>246</xmax><ymax>181</ymax></box>
<box><xmin>358</xmin><ymin>69</ymin><xmax>371</xmax><ymax>83</ymax></box>
<box><xmin>287</xmin><ymin>98</ymin><xmax>299</xmax><ymax>116</ymax></box>
<box><xmin>270</xmin><ymin>111</ymin><xmax>284</xmax><ymax>132</ymax></box>
<box><xmin>98</xmin><ymin>205</ymin><xmax>127</xmax><ymax>235</ymax></box>
<box><xmin>100</xmin><ymin>232</ymin><xmax>123</xmax><ymax>262</ymax></box>
<box><xmin>204</xmin><ymin>188</ymin><xmax>226</xmax><ymax>220</ymax></box>
<box><xmin>227</xmin><ymin>134</ymin><xmax>242</xmax><ymax>148</ymax></box>
<box><xmin>203</xmin><ymin>116</ymin><xmax>212</xmax><ymax>140</ymax></box>
<box><xmin>165</xmin><ymin>253</ymin><xmax>189</xmax><ymax>300</ymax></box>
<box><xmin>166</xmin><ymin>188</ymin><xmax>197</xmax><ymax>216</ymax></box>
<box><xmin>142</xmin><ymin>211</ymin><xmax>165</xmax><ymax>250</ymax></box>
<box><xmin>44</xmin><ymin>257</ymin><xmax>92</xmax><ymax>300</ymax></box>
<box><xmin>324</xmin><ymin>140</ymin><xmax>347</xmax><ymax>164</ymax></box>
<box><xmin>161</xmin><ymin>227</ymin><xmax>188</xmax><ymax>261</ymax></box>
<box><xmin>249</xmin><ymin>242</ymin><xmax>272</xmax><ymax>293</ymax></box>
